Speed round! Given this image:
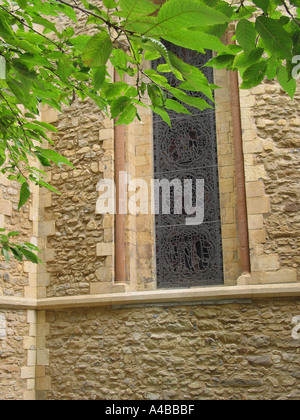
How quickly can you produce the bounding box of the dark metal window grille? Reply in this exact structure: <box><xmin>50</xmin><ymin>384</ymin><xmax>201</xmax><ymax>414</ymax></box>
<box><xmin>153</xmin><ymin>44</ymin><xmax>224</xmax><ymax>289</ymax></box>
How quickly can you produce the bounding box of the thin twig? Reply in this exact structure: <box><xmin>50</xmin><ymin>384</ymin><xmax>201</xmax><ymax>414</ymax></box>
<box><xmin>124</xmin><ymin>33</ymin><xmax>143</xmax><ymax>100</ymax></box>
<box><xmin>0</xmin><ymin>91</ymin><xmax>31</xmax><ymax>150</ymax></box>
<box><xmin>0</xmin><ymin>5</ymin><xmax>66</xmax><ymax>52</ymax></box>
<box><xmin>53</xmin><ymin>0</ymin><xmax>116</xmax><ymax>30</ymax></box>
<box><xmin>281</xmin><ymin>0</ymin><xmax>300</xmax><ymax>27</ymax></box>
<box><xmin>52</xmin><ymin>0</ymin><xmax>136</xmax><ymax>35</ymax></box>
<box><xmin>5</xmin><ymin>142</ymin><xmax>28</xmax><ymax>180</ymax></box>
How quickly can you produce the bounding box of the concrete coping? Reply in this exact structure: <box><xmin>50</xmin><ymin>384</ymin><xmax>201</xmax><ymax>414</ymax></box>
<box><xmin>0</xmin><ymin>283</ymin><xmax>300</xmax><ymax>310</ymax></box>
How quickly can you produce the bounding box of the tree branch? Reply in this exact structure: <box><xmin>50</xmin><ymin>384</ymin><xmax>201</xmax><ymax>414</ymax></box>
<box><xmin>0</xmin><ymin>91</ymin><xmax>32</xmax><ymax>151</ymax></box>
<box><xmin>0</xmin><ymin>5</ymin><xmax>66</xmax><ymax>52</ymax></box>
<box><xmin>281</xmin><ymin>0</ymin><xmax>300</xmax><ymax>27</ymax></box>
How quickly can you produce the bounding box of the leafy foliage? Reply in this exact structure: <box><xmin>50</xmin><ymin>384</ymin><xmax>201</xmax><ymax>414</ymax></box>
<box><xmin>0</xmin><ymin>0</ymin><xmax>299</xmax><ymax>262</ymax></box>
<box><xmin>0</xmin><ymin>229</ymin><xmax>41</xmax><ymax>263</ymax></box>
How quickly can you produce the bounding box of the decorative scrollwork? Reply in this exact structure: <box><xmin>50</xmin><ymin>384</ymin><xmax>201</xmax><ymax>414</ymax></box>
<box><xmin>153</xmin><ymin>115</ymin><xmax>218</xmax><ymax>174</ymax></box>
<box><xmin>156</xmin><ymin>224</ymin><xmax>224</xmax><ymax>289</ymax></box>
<box><xmin>153</xmin><ymin>43</ymin><xmax>224</xmax><ymax>289</ymax></box>
<box><xmin>156</xmin><ymin>166</ymin><xmax>221</xmax><ymax>228</ymax></box>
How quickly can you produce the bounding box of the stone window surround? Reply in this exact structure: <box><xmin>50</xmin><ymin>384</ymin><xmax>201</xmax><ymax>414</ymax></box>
<box><xmin>4</xmin><ymin>38</ymin><xmax>293</xmax><ymax>299</ymax></box>
<box><xmin>37</xmin><ymin>61</ymin><xmax>299</xmax><ymax>297</ymax></box>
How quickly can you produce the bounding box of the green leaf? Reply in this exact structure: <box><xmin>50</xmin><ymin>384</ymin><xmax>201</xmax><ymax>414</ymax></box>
<box><xmin>266</xmin><ymin>56</ymin><xmax>280</xmax><ymax>79</ymax></box>
<box><xmin>82</xmin><ymin>32</ymin><xmax>113</xmax><ymax>67</ymax></box>
<box><xmin>93</xmin><ymin>67</ymin><xmax>106</xmax><ymax>90</ymax></box>
<box><xmin>170</xmin><ymin>88</ymin><xmax>212</xmax><ymax>111</ymax></box>
<box><xmin>10</xmin><ymin>247</ymin><xmax>23</xmax><ymax>262</ymax></box>
<box><xmin>256</xmin><ymin>16</ymin><xmax>293</xmax><ymax>59</ymax></box>
<box><xmin>38</xmin><ymin>149</ymin><xmax>74</xmax><ymax>168</ymax></box>
<box><xmin>115</xmin><ymin>104</ymin><xmax>137</xmax><ymax>125</ymax></box>
<box><xmin>18</xmin><ymin>182</ymin><xmax>30</xmax><ymax>210</ymax></box>
<box><xmin>7</xmin><ymin>232</ymin><xmax>20</xmax><ymax>237</ymax></box>
<box><xmin>69</xmin><ymin>35</ymin><xmax>91</xmax><ymax>52</ymax></box>
<box><xmin>179</xmin><ymin>70</ymin><xmax>213</xmax><ymax>100</ymax></box>
<box><xmin>102</xmin><ymin>82</ymin><xmax>128</xmax><ymax>99</ymax></box>
<box><xmin>165</xmin><ymin>99</ymin><xmax>191</xmax><ymax>114</ymax></box>
<box><xmin>32</xmin><ymin>16</ymin><xmax>57</xmax><ymax>34</ymax></box>
<box><xmin>57</xmin><ymin>57</ymin><xmax>72</xmax><ymax>83</ymax></box>
<box><xmin>33</xmin><ymin>179</ymin><xmax>60</xmax><ymax>195</ymax></box>
<box><xmin>236</xmin><ymin>6</ymin><xmax>257</xmax><ymax>18</ymax></box>
<box><xmin>1</xmin><ymin>246</ymin><xmax>10</xmax><ymax>262</ymax></box>
<box><xmin>140</xmin><ymin>38</ymin><xmax>173</xmax><ymax>69</ymax></box>
<box><xmin>110</xmin><ymin>96</ymin><xmax>132</xmax><ymax>118</ymax></box>
<box><xmin>154</xmin><ymin>0</ymin><xmax>230</xmax><ymax>32</ymax></box>
<box><xmin>253</xmin><ymin>0</ymin><xmax>269</xmax><ymax>13</ymax></box>
<box><xmin>29</xmin><ymin>120</ymin><xmax>58</xmax><ymax>133</ymax></box>
<box><xmin>205</xmin><ymin>54</ymin><xmax>235</xmax><ymax>69</ymax></box>
<box><xmin>119</xmin><ymin>0</ymin><xmax>159</xmax><ymax>20</ymax></box>
<box><xmin>233</xmin><ymin>48</ymin><xmax>264</xmax><ymax>69</ymax></box>
<box><xmin>143</xmin><ymin>69</ymin><xmax>169</xmax><ymax>86</ymax></box>
<box><xmin>16</xmin><ymin>0</ymin><xmax>28</xmax><ymax>9</ymax></box>
<box><xmin>23</xmin><ymin>243</ymin><xmax>41</xmax><ymax>252</ymax></box>
<box><xmin>162</xmin><ymin>29</ymin><xmax>231</xmax><ymax>54</ymax></box>
<box><xmin>0</xmin><ymin>17</ymin><xmax>15</xmax><ymax>40</ymax></box>
<box><xmin>150</xmin><ymin>106</ymin><xmax>171</xmax><ymax>127</ymax></box>
<box><xmin>57</xmin><ymin>3</ymin><xmax>77</xmax><ymax>22</ymax></box>
<box><xmin>35</xmin><ymin>152</ymin><xmax>52</xmax><ymax>167</ymax></box>
<box><xmin>103</xmin><ymin>0</ymin><xmax>117</xmax><ymax>8</ymax></box>
<box><xmin>277</xmin><ymin>66</ymin><xmax>297</xmax><ymax>99</ymax></box>
<box><xmin>21</xmin><ymin>248</ymin><xmax>40</xmax><ymax>264</ymax></box>
<box><xmin>236</xmin><ymin>20</ymin><xmax>257</xmax><ymax>53</ymax></box>
<box><xmin>168</xmin><ymin>51</ymin><xmax>213</xmax><ymax>95</ymax></box>
<box><xmin>7</xmin><ymin>79</ymin><xmax>30</xmax><ymax>106</ymax></box>
<box><xmin>240</xmin><ymin>60</ymin><xmax>268</xmax><ymax>89</ymax></box>
<box><xmin>147</xmin><ymin>84</ymin><xmax>163</xmax><ymax>108</ymax></box>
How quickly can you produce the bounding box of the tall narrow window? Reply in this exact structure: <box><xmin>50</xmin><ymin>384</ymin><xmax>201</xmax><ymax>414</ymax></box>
<box><xmin>153</xmin><ymin>45</ymin><xmax>224</xmax><ymax>289</ymax></box>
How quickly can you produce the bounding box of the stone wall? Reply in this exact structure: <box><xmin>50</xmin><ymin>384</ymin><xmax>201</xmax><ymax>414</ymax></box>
<box><xmin>0</xmin><ymin>2</ymin><xmax>300</xmax><ymax>401</ymax></box>
<box><xmin>0</xmin><ymin>175</ymin><xmax>33</xmax><ymax>298</ymax></box>
<box><xmin>44</xmin><ymin>99</ymin><xmax>106</xmax><ymax>298</ymax></box>
<box><xmin>0</xmin><ymin>309</ymin><xmax>29</xmax><ymax>400</ymax></box>
<box><xmin>239</xmin><ymin>79</ymin><xmax>300</xmax><ymax>285</ymax></box>
<box><xmin>254</xmin><ymin>82</ymin><xmax>300</xmax><ymax>278</ymax></box>
<box><xmin>44</xmin><ymin>298</ymin><xmax>300</xmax><ymax>400</ymax></box>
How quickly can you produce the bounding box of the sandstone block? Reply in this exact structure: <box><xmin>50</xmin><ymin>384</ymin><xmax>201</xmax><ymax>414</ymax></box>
<box><xmin>21</xmin><ymin>367</ymin><xmax>35</xmax><ymax>379</ymax></box>
<box><xmin>39</xmin><ymin>221</ymin><xmax>56</xmax><ymax>237</ymax></box>
<box><xmin>249</xmin><ymin>229</ymin><xmax>267</xmax><ymax>245</ymax></box>
<box><xmin>246</xmin><ymin>181</ymin><xmax>265</xmax><ymax>198</ymax></box>
<box><xmin>243</xmin><ymin>139</ymin><xmax>264</xmax><ymax>154</ymax></box>
<box><xmin>97</xmin><ymin>242</ymin><xmax>113</xmax><ymax>257</ymax></box>
<box><xmin>245</xmin><ymin>165</ymin><xmax>266</xmax><ymax>182</ymax></box>
<box><xmin>0</xmin><ymin>200</ymin><xmax>12</xmax><ymax>216</ymax></box>
<box><xmin>99</xmin><ymin>128</ymin><xmax>113</xmax><ymax>141</ymax></box>
<box><xmin>248</xmin><ymin>214</ymin><xmax>264</xmax><ymax>230</ymax></box>
<box><xmin>222</xmin><ymin>224</ymin><xmax>237</xmax><ymax>238</ymax></box>
<box><xmin>95</xmin><ymin>267</ymin><xmax>112</xmax><ymax>282</ymax></box>
<box><xmin>23</xmin><ymin>391</ymin><xmax>36</xmax><ymax>401</ymax></box>
<box><xmin>27</xmin><ymin>350</ymin><xmax>37</xmax><ymax>367</ymax></box>
<box><xmin>36</xmin><ymin>376</ymin><xmax>51</xmax><ymax>391</ymax></box>
<box><xmin>36</xmin><ymin>350</ymin><xmax>49</xmax><ymax>366</ymax></box>
<box><xmin>41</xmin><ymin>107</ymin><xmax>58</xmax><ymax>124</ymax></box>
<box><xmin>90</xmin><ymin>282</ymin><xmax>126</xmax><ymax>294</ymax></box>
<box><xmin>252</xmin><ymin>254</ymin><xmax>280</xmax><ymax>272</ymax></box>
<box><xmin>247</xmin><ymin>196</ymin><xmax>270</xmax><ymax>214</ymax></box>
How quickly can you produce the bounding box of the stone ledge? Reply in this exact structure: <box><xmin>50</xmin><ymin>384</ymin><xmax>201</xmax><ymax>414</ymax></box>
<box><xmin>0</xmin><ymin>296</ymin><xmax>36</xmax><ymax>309</ymax></box>
<box><xmin>37</xmin><ymin>284</ymin><xmax>300</xmax><ymax>309</ymax></box>
<box><xmin>1</xmin><ymin>283</ymin><xmax>300</xmax><ymax>310</ymax></box>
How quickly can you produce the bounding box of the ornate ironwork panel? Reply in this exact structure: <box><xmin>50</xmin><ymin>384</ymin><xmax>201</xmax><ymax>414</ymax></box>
<box><xmin>153</xmin><ymin>44</ymin><xmax>224</xmax><ymax>289</ymax></box>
